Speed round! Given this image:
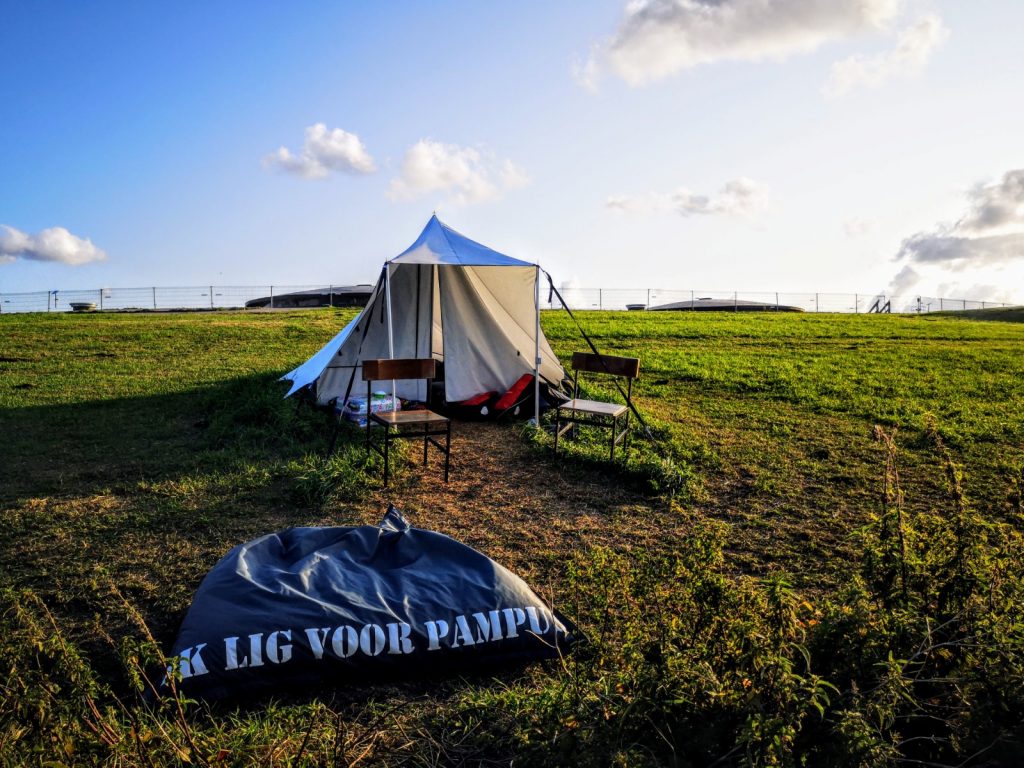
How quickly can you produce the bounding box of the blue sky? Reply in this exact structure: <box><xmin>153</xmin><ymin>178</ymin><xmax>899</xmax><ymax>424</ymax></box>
<box><xmin>2</xmin><ymin>1</ymin><xmax>1023</xmax><ymax>302</ymax></box>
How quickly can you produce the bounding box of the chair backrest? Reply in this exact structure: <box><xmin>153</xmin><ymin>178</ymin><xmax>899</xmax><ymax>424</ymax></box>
<box><xmin>362</xmin><ymin>358</ymin><xmax>437</xmax><ymax>382</ymax></box>
<box><xmin>571</xmin><ymin>352</ymin><xmax>640</xmax><ymax>379</ymax></box>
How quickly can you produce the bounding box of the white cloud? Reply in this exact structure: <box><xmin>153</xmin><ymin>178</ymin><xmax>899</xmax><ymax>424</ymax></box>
<box><xmin>882</xmin><ymin>169</ymin><xmax>1024</xmax><ymax>301</ymax></box>
<box><xmin>843</xmin><ymin>216</ymin><xmax>878</xmax><ymax>237</ymax></box>
<box><xmin>897</xmin><ymin>232</ymin><xmax>1024</xmax><ymax>268</ymax></box>
<box><xmin>263</xmin><ymin>123</ymin><xmax>376</xmax><ymax>179</ymax></box>
<box><xmin>560</xmin><ymin>276</ymin><xmax>582</xmax><ymax>291</ymax></box>
<box><xmin>607</xmin><ymin>177</ymin><xmax>770</xmax><ymax>217</ymax></box>
<box><xmin>895</xmin><ymin>170</ymin><xmax>1024</xmax><ymax>269</ymax></box>
<box><xmin>499</xmin><ymin>158</ymin><xmax>532</xmax><ymax>190</ymax></box>
<box><xmin>824</xmin><ymin>14</ymin><xmax>948</xmax><ymax>97</ymax></box>
<box><xmin>571</xmin><ymin>46</ymin><xmax>602</xmax><ymax>92</ymax></box>
<box><xmin>583</xmin><ymin>0</ymin><xmax>901</xmax><ymax>87</ymax></box>
<box><xmin>886</xmin><ymin>263</ymin><xmax>920</xmax><ymax>294</ymax></box>
<box><xmin>387</xmin><ymin>140</ymin><xmax>530</xmax><ymax>205</ymax></box>
<box><xmin>955</xmin><ymin>169</ymin><xmax>1024</xmax><ymax>235</ymax></box>
<box><xmin>0</xmin><ymin>225</ymin><xmax>107</xmax><ymax>266</ymax></box>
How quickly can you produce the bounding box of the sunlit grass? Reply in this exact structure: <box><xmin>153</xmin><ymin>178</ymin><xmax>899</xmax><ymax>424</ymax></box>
<box><xmin>2</xmin><ymin>307</ymin><xmax>1024</xmax><ymax>765</ymax></box>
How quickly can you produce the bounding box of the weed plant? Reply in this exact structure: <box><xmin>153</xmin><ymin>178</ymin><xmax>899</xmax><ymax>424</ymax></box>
<box><xmin>4</xmin><ymin>431</ymin><xmax>1023</xmax><ymax>765</ymax></box>
<box><xmin>438</xmin><ymin>435</ymin><xmax>1024</xmax><ymax>765</ymax></box>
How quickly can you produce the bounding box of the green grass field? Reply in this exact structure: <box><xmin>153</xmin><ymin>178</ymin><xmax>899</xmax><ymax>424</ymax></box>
<box><xmin>2</xmin><ymin>308</ymin><xmax>1024</xmax><ymax>766</ymax></box>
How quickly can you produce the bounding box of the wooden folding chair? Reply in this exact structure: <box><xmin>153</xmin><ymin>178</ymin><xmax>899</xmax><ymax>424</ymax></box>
<box><xmin>554</xmin><ymin>352</ymin><xmax>640</xmax><ymax>461</ymax></box>
<box><xmin>362</xmin><ymin>358</ymin><xmax>451</xmax><ymax>487</ymax></box>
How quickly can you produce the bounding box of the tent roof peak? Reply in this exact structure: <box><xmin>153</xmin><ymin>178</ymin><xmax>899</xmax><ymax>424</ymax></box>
<box><xmin>388</xmin><ymin>216</ymin><xmax>535</xmax><ymax>268</ymax></box>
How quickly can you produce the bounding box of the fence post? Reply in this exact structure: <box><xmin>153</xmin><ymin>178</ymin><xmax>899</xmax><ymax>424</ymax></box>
<box><xmin>47</xmin><ymin>291</ymin><xmax>51</xmax><ymax>312</ymax></box>
<box><xmin>940</xmin><ymin>298</ymin><xmax>944</xmax><ymax>311</ymax></box>
<box><xmin>815</xmin><ymin>293</ymin><xmax>819</xmax><ymax>312</ymax></box>
<box><xmin>599</xmin><ymin>288</ymin><xmax>602</xmax><ymax>310</ymax></box>
<box><xmin>775</xmin><ymin>292</ymin><xmax>779</xmax><ymax>311</ymax></box>
<box><xmin>963</xmin><ymin>299</ymin><xmax>967</xmax><ymax>310</ymax></box>
<box><xmin>854</xmin><ymin>294</ymin><xmax>859</xmax><ymax>313</ymax></box>
<box><xmin>982</xmin><ymin>301</ymin><xmax>986</xmax><ymax>309</ymax></box>
<box><xmin>691</xmin><ymin>289</ymin><xmax>695</xmax><ymax>311</ymax></box>
<box><xmin>270</xmin><ymin>286</ymin><xmax>275</xmax><ymax>309</ymax></box>
<box><xmin>99</xmin><ymin>289</ymin><xmax>103</xmax><ymax>311</ymax></box>
<box><xmin>646</xmin><ymin>288</ymin><xmax>650</xmax><ymax>308</ymax></box>
<box><xmin>329</xmin><ymin>285</ymin><xmax>333</xmax><ymax>308</ymax></box>
<box><xmin>734</xmin><ymin>291</ymin><xmax>738</xmax><ymax>312</ymax></box>
<box><xmin>152</xmin><ymin>287</ymin><xmax>157</xmax><ymax>310</ymax></box>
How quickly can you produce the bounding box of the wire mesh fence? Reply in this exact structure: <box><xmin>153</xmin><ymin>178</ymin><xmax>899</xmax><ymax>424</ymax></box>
<box><xmin>0</xmin><ymin>284</ymin><xmax>1015</xmax><ymax>315</ymax></box>
<box><xmin>0</xmin><ymin>285</ymin><xmax>372</xmax><ymax>314</ymax></box>
<box><xmin>543</xmin><ymin>288</ymin><xmax>1010</xmax><ymax>313</ymax></box>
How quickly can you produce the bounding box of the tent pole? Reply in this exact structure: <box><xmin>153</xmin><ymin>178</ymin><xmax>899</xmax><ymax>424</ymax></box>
<box><xmin>534</xmin><ymin>265</ymin><xmax>541</xmax><ymax>426</ymax></box>
<box><xmin>386</xmin><ymin>263</ymin><xmax>396</xmax><ymax>399</ymax></box>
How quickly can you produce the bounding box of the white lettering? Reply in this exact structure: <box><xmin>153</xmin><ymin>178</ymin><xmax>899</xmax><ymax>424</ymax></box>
<box><xmin>472</xmin><ymin>611</ymin><xmax>503</xmax><ymax>643</ymax></box>
<box><xmin>387</xmin><ymin>622</ymin><xmax>414</xmax><ymax>654</ymax></box>
<box><xmin>304</xmin><ymin>627</ymin><xmax>330</xmax><ymax>660</ymax></box>
<box><xmin>453</xmin><ymin>615</ymin><xmax>476</xmax><ymax>647</ymax></box>
<box><xmin>224</xmin><ymin>636</ymin><xmax>248</xmax><ymax>669</ymax></box>
<box><xmin>214</xmin><ymin>606</ymin><xmax>548</xmax><ymax>673</ymax></box>
<box><xmin>267</xmin><ymin>630</ymin><xmax>293</xmax><ymax>664</ymax></box>
<box><xmin>176</xmin><ymin>644</ymin><xmax>208</xmax><ymax>678</ymax></box>
<box><xmin>502</xmin><ymin>608</ymin><xmax>527</xmax><ymax>638</ymax></box>
<box><xmin>331</xmin><ymin>625</ymin><xmax>358</xmax><ymax>658</ymax></box>
<box><xmin>248</xmin><ymin>633</ymin><xmax>264</xmax><ymax>667</ymax></box>
<box><xmin>359</xmin><ymin>624</ymin><xmax>386</xmax><ymax>656</ymax></box>
<box><xmin>425</xmin><ymin>619</ymin><xmax>449</xmax><ymax>651</ymax></box>
<box><xmin>526</xmin><ymin>606</ymin><xmax>551</xmax><ymax>635</ymax></box>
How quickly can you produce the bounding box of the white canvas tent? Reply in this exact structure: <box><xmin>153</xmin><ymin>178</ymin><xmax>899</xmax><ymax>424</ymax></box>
<box><xmin>281</xmin><ymin>216</ymin><xmax>564</xmax><ymax>423</ymax></box>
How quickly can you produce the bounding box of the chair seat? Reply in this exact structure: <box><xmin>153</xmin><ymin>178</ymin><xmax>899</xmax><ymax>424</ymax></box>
<box><xmin>371</xmin><ymin>409</ymin><xmax>449</xmax><ymax>426</ymax></box>
<box><xmin>558</xmin><ymin>398</ymin><xmax>627</xmax><ymax>418</ymax></box>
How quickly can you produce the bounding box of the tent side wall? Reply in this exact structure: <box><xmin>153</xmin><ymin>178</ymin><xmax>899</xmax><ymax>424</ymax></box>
<box><xmin>465</xmin><ymin>265</ymin><xmax>561</xmax><ymax>380</ymax></box>
<box><xmin>438</xmin><ymin>265</ymin><xmax>562</xmax><ymax>403</ymax></box>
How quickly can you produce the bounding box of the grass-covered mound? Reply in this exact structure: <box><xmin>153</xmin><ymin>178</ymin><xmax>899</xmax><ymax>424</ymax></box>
<box><xmin>2</xmin><ymin>309</ymin><xmax>1023</xmax><ymax>765</ymax></box>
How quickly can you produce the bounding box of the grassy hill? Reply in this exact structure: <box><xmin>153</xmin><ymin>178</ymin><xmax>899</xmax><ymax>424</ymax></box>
<box><xmin>2</xmin><ymin>309</ymin><xmax>1023</xmax><ymax>766</ymax></box>
<box><xmin>931</xmin><ymin>305</ymin><xmax>1024</xmax><ymax>323</ymax></box>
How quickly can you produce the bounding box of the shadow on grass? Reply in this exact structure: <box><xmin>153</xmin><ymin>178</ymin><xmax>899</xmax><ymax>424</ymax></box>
<box><xmin>0</xmin><ymin>372</ymin><xmax>332</xmax><ymax>504</ymax></box>
<box><xmin>0</xmin><ymin>373</ymin><xmax>393</xmax><ymax>691</ymax></box>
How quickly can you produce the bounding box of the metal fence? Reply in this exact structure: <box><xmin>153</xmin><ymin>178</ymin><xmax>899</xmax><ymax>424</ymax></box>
<box><xmin>552</xmin><ymin>289</ymin><xmax>1014</xmax><ymax>313</ymax></box>
<box><xmin>0</xmin><ymin>285</ymin><xmax>348</xmax><ymax>314</ymax></box>
<box><xmin>0</xmin><ymin>284</ymin><xmax>1016</xmax><ymax>315</ymax></box>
